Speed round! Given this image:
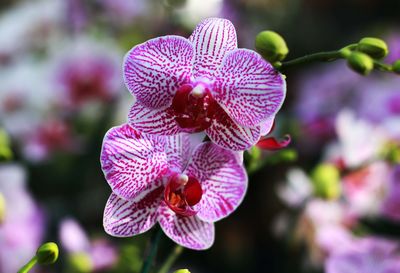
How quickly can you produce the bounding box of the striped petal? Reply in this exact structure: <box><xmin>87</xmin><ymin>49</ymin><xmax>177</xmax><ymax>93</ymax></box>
<box><xmin>189</xmin><ymin>18</ymin><xmax>237</xmax><ymax>80</ymax></box>
<box><xmin>261</xmin><ymin>116</ymin><xmax>275</xmax><ymax>136</ymax></box>
<box><xmin>128</xmin><ymin>103</ymin><xmax>182</xmax><ymax>136</ymax></box>
<box><xmin>205</xmin><ymin>106</ymin><xmax>261</xmax><ymax>151</ymax></box>
<box><xmin>214</xmin><ymin>49</ymin><xmax>286</xmax><ymax>128</ymax></box>
<box><xmin>165</xmin><ymin>133</ymin><xmax>203</xmax><ymax>173</ymax></box>
<box><xmin>103</xmin><ymin>188</ymin><xmax>163</xmax><ymax>237</ymax></box>
<box><xmin>185</xmin><ymin>142</ymin><xmax>247</xmax><ymax>222</ymax></box>
<box><xmin>123</xmin><ymin>36</ymin><xmax>194</xmax><ymax>109</ymax></box>
<box><xmin>158</xmin><ymin>203</ymin><xmax>214</xmax><ymax>250</ymax></box>
<box><xmin>100</xmin><ymin>124</ymin><xmax>167</xmax><ymax>200</ymax></box>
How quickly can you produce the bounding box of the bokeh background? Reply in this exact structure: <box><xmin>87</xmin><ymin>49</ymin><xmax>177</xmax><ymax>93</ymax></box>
<box><xmin>1</xmin><ymin>0</ymin><xmax>400</xmax><ymax>273</ymax></box>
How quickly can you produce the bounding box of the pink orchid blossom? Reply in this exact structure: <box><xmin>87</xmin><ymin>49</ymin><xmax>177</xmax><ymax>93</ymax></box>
<box><xmin>124</xmin><ymin>17</ymin><xmax>285</xmax><ymax>151</ymax></box>
<box><xmin>60</xmin><ymin>218</ymin><xmax>118</xmax><ymax>271</ymax></box>
<box><xmin>101</xmin><ymin>124</ymin><xmax>247</xmax><ymax>250</ymax></box>
<box><xmin>326</xmin><ymin>237</ymin><xmax>400</xmax><ymax>273</ymax></box>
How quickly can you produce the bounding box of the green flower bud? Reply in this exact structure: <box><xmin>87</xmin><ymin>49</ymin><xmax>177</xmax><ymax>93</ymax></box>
<box><xmin>357</xmin><ymin>37</ymin><xmax>388</xmax><ymax>59</ymax></box>
<box><xmin>255</xmin><ymin>31</ymin><xmax>289</xmax><ymax>63</ymax></box>
<box><xmin>380</xmin><ymin>141</ymin><xmax>400</xmax><ymax>164</ymax></box>
<box><xmin>68</xmin><ymin>253</ymin><xmax>93</xmax><ymax>273</ymax></box>
<box><xmin>36</xmin><ymin>242</ymin><xmax>59</xmax><ymax>265</ymax></box>
<box><xmin>0</xmin><ymin>193</ymin><xmax>5</xmax><ymax>224</ymax></box>
<box><xmin>347</xmin><ymin>51</ymin><xmax>374</xmax><ymax>75</ymax></box>
<box><xmin>311</xmin><ymin>164</ymin><xmax>341</xmax><ymax>200</ymax></box>
<box><xmin>174</xmin><ymin>270</ymin><xmax>191</xmax><ymax>273</ymax></box>
<box><xmin>392</xmin><ymin>60</ymin><xmax>400</xmax><ymax>74</ymax></box>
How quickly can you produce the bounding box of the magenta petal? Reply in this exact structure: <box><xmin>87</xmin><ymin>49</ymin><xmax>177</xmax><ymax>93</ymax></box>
<box><xmin>260</xmin><ymin>116</ymin><xmax>275</xmax><ymax>136</ymax></box>
<box><xmin>205</xmin><ymin>107</ymin><xmax>261</xmax><ymax>151</ymax></box>
<box><xmin>165</xmin><ymin>133</ymin><xmax>203</xmax><ymax>173</ymax></box>
<box><xmin>189</xmin><ymin>18</ymin><xmax>237</xmax><ymax>79</ymax></box>
<box><xmin>158</xmin><ymin>203</ymin><xmax>215</xmax><ymax>250</ymax></box>
<box><xmin>256</xmin><ymin>134</ymin><xmax>291</xmax><ymax>151</ymax></box>
<box><xmin>185</xmin><ymin>143</ymin><xmax>247</xmax><ymax>222</ymax></box>
<box><xmin>123</xmin><ymin>35</ymin><xmax>194</xmax><ymax>109</ymax></box>
<box><xmin>214</xmin><ymin>49</ymin><xmax>286</xmax><ymax>128</ymax></box>
<box><xmin>103</xmin><ymin>188</ymin><xmax>163</xmax><ymax>237</ymax></box>
<box><xmin>128</xmin><ymin>103</ymin><xmax>182</xmax><ymax>136</ymax></box>
<box><xmin>101</xmin><ymin>124</ymin><xmax>167</xmax><ymax>200</ymax></box>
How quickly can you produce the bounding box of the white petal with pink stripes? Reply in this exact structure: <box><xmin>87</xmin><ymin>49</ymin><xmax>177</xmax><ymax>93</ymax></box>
<box><xmin>158</xmin><ymin>203</ymin><xmax>215</xmax><ymax>250</ymax></box>
<box><xmin>189</xmin><ymin>18</ymin><xmax>237</xmax><ymax>80</ymax></box>
<box><xmin>104</xmin><ymin>188</ymin><xmax>163</xmax><ymax>237</ymax></box>
<box><xmin>101</xmin><ymin>124</ymin><xmax>167</xmax><ymax>200</ymax></box>
<box><xmin>205</xmin><ymin>106</ymin><xmax>261</xmax><ymax>151</ymax></box>
<box><xmin>214</xmin><ymin>49</ymin><xmax>286</xmax><ymax>128</ymax></box>
<box><xmin>128</xmin><ymin>103</ymin><xmax>182</xmax><ymax>136</ymax></box>
<box><xmin>123</xmin><ymin>36</ymin><xmax>194</xmax><ymax>109</ymax></box>
<box><xmin>185</xmin><ymin>143</ymin><xmax>247</xmax><ymax>222</ymax></box>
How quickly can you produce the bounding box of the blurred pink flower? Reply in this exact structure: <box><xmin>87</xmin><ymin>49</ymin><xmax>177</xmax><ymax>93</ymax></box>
<box><xmin>23</xmin><ymin>119</ymin><xmax>78</xmax><ymax>162</ymax></box>
<box><xmin>59</xmin><ymin>218</ymin><xmax>117</xmax><ymax>271</ymax></box>
<box><xmin>326</xmin><ymin>237</ymin><xmax>400</xmax><ymax>273</ymax></box>
<box><xmin>54</xmin><ymin>37</ymin><xmax>122</xmax><ymax>109</ymax></box>
<box><xmin>381</xmin><ymin>165</ymin><xmax>400</xmax><ymax>222</ymax></box>
<box><xmin>342</xmin><ymin>161</ymin><xmax>389</xmax><ymax>218</ymax></box>
<box><xmin>125</xmin><ymin>17</ymin><xmax>286</xmax><ymax>151</ymax></box>
<box><xmin>0</xmin><ymin>164</ymin><xmax>45</xmax><ymax>273</ymax></box>
<box><xmin>101</xmin><ymin>124</ymin><xmax>247</xmax><ymax>250</ymax></box>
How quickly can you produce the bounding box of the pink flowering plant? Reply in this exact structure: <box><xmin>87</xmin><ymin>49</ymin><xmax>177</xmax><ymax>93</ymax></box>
<box><xmin>101</xmin><ymin>124</ymin><xmax>247</xmax><ymax>250</ymax></box>
<box><xmin>124</xmin><ymin>18</ymin><xmax>286</xmax><ymax>151</ymax></box>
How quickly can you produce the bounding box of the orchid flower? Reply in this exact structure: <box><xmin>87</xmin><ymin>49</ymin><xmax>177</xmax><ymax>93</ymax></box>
<box><xmin>124</xmin><ymin>17</ymin><xmax>286</xmax><ymax>151</ymax></box>
<box><xmin>101</xmin><ymin>124</ymin><xmax>247</xmax><ymax>250</ymax></box>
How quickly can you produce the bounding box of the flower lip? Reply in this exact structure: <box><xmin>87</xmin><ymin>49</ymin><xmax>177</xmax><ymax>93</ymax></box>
<box><xmin>171</xmin><ymin>83</ymin><xmax>218</xmax><ymax>133</ymax></box>
<box><xmin>164</xmin><ymin>173</ymin><xmax>203</xmax><ymax>217</ymax></box>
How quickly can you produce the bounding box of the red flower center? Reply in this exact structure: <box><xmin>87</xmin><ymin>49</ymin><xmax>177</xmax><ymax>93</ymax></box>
<box><xmin>164</xmin><ymin>173</ymin><xmax>203</xmax><ymax>217</ymax></box>
<box><xmin>170</xmin><ymin>83</ymin><xmax>218</xmax><ymax>133</ymax></box>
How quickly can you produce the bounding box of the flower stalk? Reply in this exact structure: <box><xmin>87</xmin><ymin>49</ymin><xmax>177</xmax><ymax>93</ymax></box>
<box><xmin>139</xmin><ymin>226</ymin><xmax>164</xmax><ymax>273</ymax></box>
<box><xmin>158</xmin><ymin>245</ymin><xmax>184</xmax><ymax>273</ymax></box>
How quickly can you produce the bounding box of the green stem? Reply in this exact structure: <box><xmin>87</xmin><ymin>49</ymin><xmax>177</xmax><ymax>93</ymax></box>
<box><xmin>278</xmin><ymin>44</ymin><xmax>357</xmax><ymax>71</ymax></box>
<box><xmin>140</xmin><ymin>226</ymin><xmax>163</xmax><ymax>273</ymax></box>
<box><xmin>17</xmin><ymin>256</ymin><xmax>38</xmax><ymax>273</ymax></box>
<box><xmin>279</xmin><ymin>50</ymin><xmax>343</xmax><ymax>70</ymax></box>
<box><xmin>157</xmin><ymin>245</ymin><xmax>184</xmax><ymax>273</ymax></box>
<box><xmin>374</xmin><ymin>60</ymin><xmax>393</xmax><ymax>72</ymax></box>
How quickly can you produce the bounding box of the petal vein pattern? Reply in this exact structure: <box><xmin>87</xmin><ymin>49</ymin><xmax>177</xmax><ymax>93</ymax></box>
<box><xmin>123</xmin><ymin>36</ymin><xmax>194</xmax><ymax>109</ymax></box>
<box><xmin>214</xmin><ymin>49</ymin><xmax>286</xmax><ymax>128</ymax></box>
<box><xmin>128</xmin><ymin>103</ymin><xmax>181</xmax><ymax>135</ymax></box>
<box><xmin>206</xmin><ymin>106</ymin><xmax>261</xmax><ymax>151</ymax></box>
<box><xmin>189</xmin><ymin>18</ymin><xmax>237</xmax><ymax>79</ymax></box>
<box><xmin>158</xmin><ymin>203</ymin><xmax>214</xmax><ymax>250</ymax></box>
<box><xmin>103</xmin><ymin>188</ymin><xmax>163</xmax><ymax>237</ymax></box>
<box><xmin>101</xmin><ymin>124</ymin><xmax>167</xmax><ymax>200</ymax></box>
<box><xmin>186</xmin><ymin>143</ymin><xmax>248</xmax><ymax>222</ymax></box>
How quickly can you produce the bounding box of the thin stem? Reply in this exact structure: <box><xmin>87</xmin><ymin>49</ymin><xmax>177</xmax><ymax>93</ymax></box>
<box><xmin>140</xmin><ymin>226</ymin><xmax>163</xmax><ymax>273</ymax></box>
<box><xmin>157</xmin><ymin>245</ymin><xmax>184</xmax><ymax>273</ymax></box>
<box><xmin>279</xmin><ymin>50</ymin><xmax>343</xmax><ymax>70</ymax></box>
<box><xmin>278</xmin><ymin>44</ymin><xmax>358</xmax><ymax>71</ymax></box>
<box><xmin>18</xmin><ymin>256</ymin><xmax>38</xmax><ymax>273</ymax></box>
<box><xmin>374</xmin><ymin>60</ymin><xmax>393</xmax><ymax>72</ymax></box>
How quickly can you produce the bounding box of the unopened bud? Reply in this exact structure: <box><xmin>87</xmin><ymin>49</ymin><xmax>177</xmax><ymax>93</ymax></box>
<box><xmin>174</xmin><ymin>270</ymin><xmax>191</xmax><ymax>273</ymax></box>
<box><xmin>357</xmin><ymin>37</ymin><xmax>388</xmax><ymax>59</ymax></box>
<box><xmin>255</xmin><ymin>31</ymin><xmax>289</xmax><ymax>63</ymax></box>
<box><xmin>347</xmin><ymin>51</ymin><xmax>373</xmax><ymax>75</ymax></box>
<box><xmin>311</xmin><ymin>164</ymin><xmax>341</xmax><ymax>200</ymax></box>
<box><xmin>392</xmin><ymin>60</ymin><xmax>400</xmax><ymax>74</ymax></box>
<box><xmin>68</xmin><ymin>253</ymin><xmax>93</xmax><ymax>273</ymax></box>
<box><xmin>36</xmin><ymin>242</ymin><xmax>59</xmax><ymax>265</ymax></box>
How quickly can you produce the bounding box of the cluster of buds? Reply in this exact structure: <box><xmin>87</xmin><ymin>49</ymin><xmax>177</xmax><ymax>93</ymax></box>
<box><xmin>255</xmin><ymin>29</ymin><xmax>400</xmax><ymax>76</ymax></box>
